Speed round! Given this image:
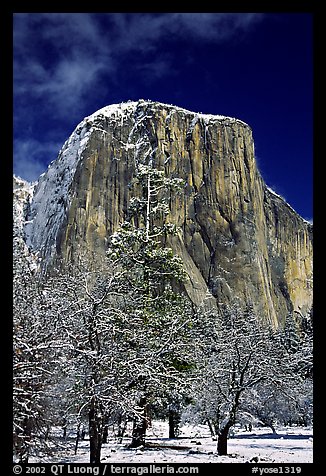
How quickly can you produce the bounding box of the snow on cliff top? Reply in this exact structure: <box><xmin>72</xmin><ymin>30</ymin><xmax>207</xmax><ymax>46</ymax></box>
<box><xmin>85</xmin><ymin>99</ymin><xmax>250</xmax><ymax>127</ymax></box>
<box><xmin>266</xmin><ymin>186</ymin><xmax>312</xmax><ymax>227</ymax></box>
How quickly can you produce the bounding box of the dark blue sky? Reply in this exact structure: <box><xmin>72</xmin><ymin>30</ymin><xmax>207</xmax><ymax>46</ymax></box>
<box><xmin>13</xmin><ymin>13</ymin><xmax>313</xmax><ymax>221</ymax></box>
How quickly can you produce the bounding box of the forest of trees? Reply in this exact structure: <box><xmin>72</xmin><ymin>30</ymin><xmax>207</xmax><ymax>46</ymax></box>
<box><xmin>13</xmin><ymin>163</ymin><xmax>313</xmax><ymax>463</ymax></box>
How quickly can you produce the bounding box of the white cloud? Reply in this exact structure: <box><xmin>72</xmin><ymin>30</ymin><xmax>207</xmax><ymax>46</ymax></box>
<box><xmin>168</xmin><ymin>13</ymin><xmax>263</xmax><ymax>41</ymax></box>
<box><xmin>106</xmin><ymin>13</ymin><xmax>264</xmax><ymax>56</ymax></box>
<box><xmin>14</xmin><ymin>13</ymin><xmax>116</xmax><ymax>118</ymax></box>
<box><xmin>13</xmin><ymin>13</ymin><xmax>265</xmax><ymax>181</ymax></box>
<box><xmin>14</xmin><ymin>13</ymin><xmax>264</xmax><ymax>117</ymax></box>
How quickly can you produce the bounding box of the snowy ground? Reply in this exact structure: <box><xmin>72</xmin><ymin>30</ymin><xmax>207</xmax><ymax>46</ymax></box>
<box><xmin>32</xmin><ymin>421</ymin><xmax>313</xmax><ymax>464</ymax></box>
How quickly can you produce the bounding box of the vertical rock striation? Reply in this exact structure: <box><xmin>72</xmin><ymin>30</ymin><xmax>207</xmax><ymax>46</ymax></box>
<box><xmin>24</xmin><ymin>100</ymin><xmax>313</xmax><ymax>326</ymax></box>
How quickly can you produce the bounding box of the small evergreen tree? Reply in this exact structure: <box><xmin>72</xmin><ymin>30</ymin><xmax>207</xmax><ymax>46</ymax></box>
<box><xmin>44</xmin><ymin>162</ymin><xmax>195</xmax><ymax>460</ymax></box>
<box><xmin>107</xmin><ymin>162</ymin><xmax>193</xmax><ymax>448</ymax></box>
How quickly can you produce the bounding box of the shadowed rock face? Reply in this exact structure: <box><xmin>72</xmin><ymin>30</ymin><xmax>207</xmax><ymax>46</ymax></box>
<box><xmin>24</xmin><ymin>100</ymin><xmax>313</xmax><ymax>327</ymax></box>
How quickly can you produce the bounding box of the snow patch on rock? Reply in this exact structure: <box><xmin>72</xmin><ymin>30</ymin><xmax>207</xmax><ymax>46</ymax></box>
<box><xmin>25</xmin><ymin>121</ymin><xmax>92</xmax><ymax>262</ymax></box>
<box><xmin>85</xmin><ymin>99</ymin><xmax>250</xmax><ymax>127</ymax></box>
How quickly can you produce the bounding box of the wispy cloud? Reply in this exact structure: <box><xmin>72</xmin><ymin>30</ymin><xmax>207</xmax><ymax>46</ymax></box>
<box><xmin>109</xmin><ymin>13</ymin><xmax>263</xmax><ymax>51</ymax></box>
<box><xmin>14</xmin><ymin>139</ymin><xmax>62</xmax><ymax>182</ymax></box>
<box><xmin>167</xmin><ymin>13</ymin><xmax>263</xmax><ymax>41</ymax></box>
<box><xmin>13</xmin><ymin>13</ymin><xmax>264</xmax><ymax>181</ymax></box>
<box><xmin>14</xmin><ymin>13</ymin><xmax>264</xmax><ymax>118</ymax></box>
<box><xmin>14</xmin><ymin>14</ymin><xmax>115</xmax><ymax>117</ymax></box>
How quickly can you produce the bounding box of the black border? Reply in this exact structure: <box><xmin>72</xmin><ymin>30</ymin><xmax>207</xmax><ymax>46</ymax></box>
<box><xmin>6</xmin><ymin>4</ymin><xmax>320</xmax><ymax>474</ymax></box>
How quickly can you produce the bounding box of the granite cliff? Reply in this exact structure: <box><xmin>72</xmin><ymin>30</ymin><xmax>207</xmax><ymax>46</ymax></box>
<box><xmin>21</xmin><ymin>100</ymin><xmax>312</xmax><ymax>327</ymax></box>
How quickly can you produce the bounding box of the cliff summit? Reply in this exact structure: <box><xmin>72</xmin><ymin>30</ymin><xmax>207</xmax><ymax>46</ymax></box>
<box><xmin>19</xmin><ymin>100</ymin><xmax>312</xmax><ymax>327</ymax></box>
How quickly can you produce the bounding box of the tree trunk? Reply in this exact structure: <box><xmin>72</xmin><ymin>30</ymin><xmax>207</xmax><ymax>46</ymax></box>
<box><xmin>19</xmin><ymin>416</ymin><xmax>33</xmax><ymax>463</ymax></box>
<box><xmin>169</xmin><ymin>409</ymin><xmax>176</xmax><ymax>438</ymax></box>
<box><xmin>168</xmin><ymin>407</ymin><xmax>180</xmax><ymax>438</ymax></box>
<box><xmin>89</xmin><ymin>397</ymin><xmax>103</xmax><ymax>464</ymax></box>
<box><xmin>117</xmin><ymin>414</ymin><xmax>127</xmax><ymax>443</ymax></box>
<box><xmin>129</xmin><ymin>397</ymin><xmax>148</xmax><ymax>448</ymax></box>
<box><xmin>206</xmin><ymin>419</ymin><xmax>216</xmax><ymax>439</ymax></box>
<box><xmin>217</xmin><ymin>389</ymin><xmax>241</xmax><ymax>455</ymax></box>
<box><xmin>217</xmin><ymin>427</ymin><xmax>229</xmax><ymax>455</ymax></box>
<box><xmin>102</xmin><ymin>424</ymin><xmax>109</xmax><ymax>444</ymax></box>
<box><xmin>74</xmin><ymin>424</ymin><xmax>81</xmax><ymax>455</ymax></box>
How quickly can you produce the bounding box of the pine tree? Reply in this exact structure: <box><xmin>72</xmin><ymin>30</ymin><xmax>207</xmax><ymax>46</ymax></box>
<box><xmin>44</xmin><ymin>162</ymin><xmax>195</xmax><ymax>461</ymax></box>
<box><xmin>107</xmin><ymin>161</ymin><xmax>193</xmax><ymax>448</ymax></box>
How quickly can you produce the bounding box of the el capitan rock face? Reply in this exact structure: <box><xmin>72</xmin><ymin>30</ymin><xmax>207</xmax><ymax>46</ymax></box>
<box><xmin>23</xmin><ymin>100</ymin><xmax>313</xmax><ymax>327</ymax></box>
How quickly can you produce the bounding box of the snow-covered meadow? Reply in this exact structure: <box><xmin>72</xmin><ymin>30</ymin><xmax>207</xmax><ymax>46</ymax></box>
<box><xmin>32</xmin><ymin>421</ymin><xmax>313</xmax><ymax>464</ymax></box>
